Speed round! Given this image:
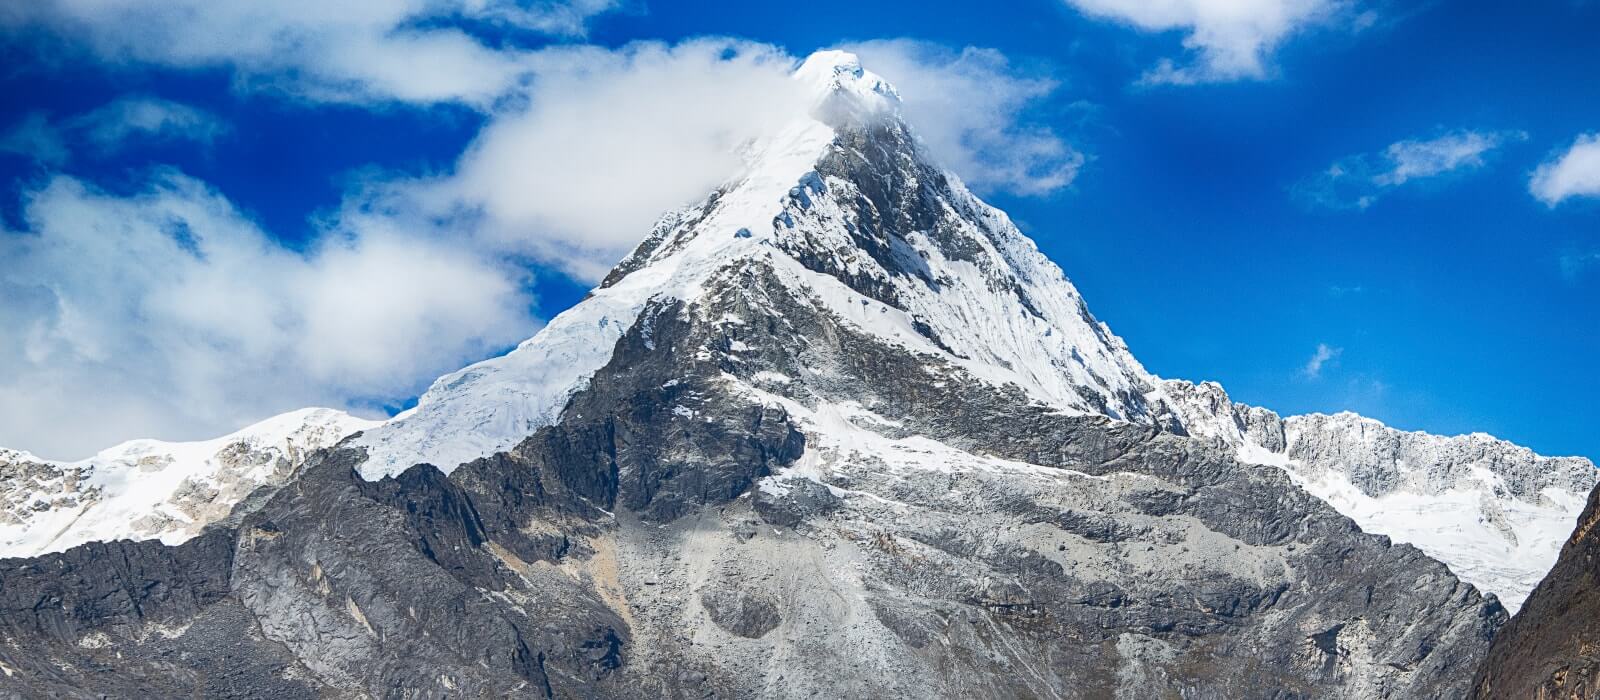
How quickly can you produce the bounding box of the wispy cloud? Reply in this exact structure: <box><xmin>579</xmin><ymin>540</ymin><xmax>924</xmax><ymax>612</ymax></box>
<box><xmin>1302</xmin><ymin>343</ymin><xmax>1343</xmax><ymax>379</ymax></box>
<box><xmin>0</xmin><ymin>112</ymin><xmax>69</xmax><ymax>166</ymax></box>
<box><xmin>0</xmin><ymin>96</ymin><xmax>229</xmax><ymax>165</ymax></box>
<box><xmin>842</xmin><ymin>39</ymin><xmax>1085</xmax><ymax>196</ymax></box>
<box><xmin>1060</xmin><ymin>0</ymin><xmax>1355</xmax><ymax>84</ymax></box>
<box><xmin>1560</xmin><ymin>251</ymin><xmax>1600</xmax><ymax>281</ymax></box>
<box><xmin>1296</xmin><ymin>129</ymin><xmax>1521</xmax><ymax>209</ymax></box>
<box><xmin>1530</xmin><ymin>133</ymin><xmax>1600</xmax><ymax>207</ymax></box>
<box><xmin>78</xmin><ymin>97</ymin><xmax>230</xmax><ymax>153</ymax></box>
<box><xmin>1</xmin><ymin>0</ymin><xmax>621</xmax><ymax>107</ymax></box>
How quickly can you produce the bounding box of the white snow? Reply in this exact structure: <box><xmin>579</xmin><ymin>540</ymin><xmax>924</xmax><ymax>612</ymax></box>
<box><xmin>752</xmin><ymin>371</ymin><xmax>792</xmax><ymax>384</ymax></box>
<box><xmin>354</xmin><ymin>50</ymin><xmax>1062</xmax><ymax>478</ymax></box>
<box><xmin>1281</xmin><ymin>465</ymin><xmax>1585</xmax><ymax>613</ymax></box>
<box><xmin>0</xmin><ymin>407</ymin><xmax>376</xmax><ymax>557</ymax></box>
<box><xmin>772</xmin><ymin>169</ymin><xmax>1161</xmax><ymax>421</ymax></box>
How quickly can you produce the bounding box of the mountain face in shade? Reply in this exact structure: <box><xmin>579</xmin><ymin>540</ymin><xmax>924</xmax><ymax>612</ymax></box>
<box><xmin>0</xmin><ymin>51</ymin><xmax>1576</xmax><ymax>698</ymax></box>
<box><xmin>1472</xmin><ymin>480</ymin><xmax>1600</xmax><ymax>699</ymax></box>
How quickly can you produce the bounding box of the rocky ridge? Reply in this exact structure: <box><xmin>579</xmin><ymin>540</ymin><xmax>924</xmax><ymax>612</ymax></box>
<box><xmin>1162</xmin><ymin>379</ymin><xmax>1598</xmax><ymax>611</ymax></box>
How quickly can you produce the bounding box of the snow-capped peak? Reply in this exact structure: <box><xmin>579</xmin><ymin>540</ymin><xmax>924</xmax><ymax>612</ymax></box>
<box><xmin>354</xmin><ymin>49</ymin><xmax>1167</xmax><ymax>479</ymax></box>
<box><xmin>793</xmin><ymin>50</ymin><xmax>901</xmax><ymax>125</ymax></box>
<box><xmin>347</xmin><ymin>49</ymin><xmax>1597</xmax><ymax>617</ymax></box>
<box><xmin>0</xmin><ymin>407</ymin><xmax>377</xmax><ymax>557</ymax></box>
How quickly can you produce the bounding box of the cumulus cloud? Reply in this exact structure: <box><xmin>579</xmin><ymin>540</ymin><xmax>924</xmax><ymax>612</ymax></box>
<box><xmin>360</xmin><ymin>39</ymin><xmax>1081</xmax><ymax>281</ymax></box>
<box><xmin>1530</xmin><ymin>133</ymin><xmax>1600</xmax><ymax>206</ymax></box>
<box><xmin>1</xmin><ymin>0</ymin><xmax>620</xmax><ymax>106</ymax></box>
<box><xmin>0</xmin><ymin>172</ymin><xmax>537</xmax><ymax>459</ymax></box>
<box><xmin>1302</xmin><ymin>343</ymin><xmax>1342</xmax><ymax>379</ymax></box>
<box><xmin>0</xmin><ymin>96</ymin><xmax>229</xmax><ymax>165</ymax></box>
<box><xmin>843</xmin><ymin>40</ymin><xmax>1084</xmax><ymax>196</ymax></box>
<box><xmin>1296</xmin><ymin>130</ymin><xmax>1518</xmax><ymax>209</ymax></box>
<box><xmin>1062</xmin><ymin>0</ymin><xmax>1349</xmax><ymax>84</ymax></box>
<box><xmin>401</xmin><ymin>39</ymin><xmax>812</xmax><ymax>281</ymax></box>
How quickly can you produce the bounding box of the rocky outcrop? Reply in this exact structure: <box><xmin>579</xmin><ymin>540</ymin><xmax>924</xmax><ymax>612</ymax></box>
<box><xmin>1473</xmin><ymin>482</ymin><xmax>1600</xmax><ymax>699</ymax></box>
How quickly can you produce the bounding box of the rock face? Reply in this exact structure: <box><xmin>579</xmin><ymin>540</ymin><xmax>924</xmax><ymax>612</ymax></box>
<box><xmin>1162</xmin><ymin>380</ymin><xmax>1598</xmax><ymax>612</ymax></box>
<box><xmin>1472</xmin><ymin>481</ymin><xmax>1600</xmax><ymax>699</ymax></box>
<box><xmin>0</xmin><ymin>51</ymin><xmax>1539</xmax><ymax>698</ymax></box>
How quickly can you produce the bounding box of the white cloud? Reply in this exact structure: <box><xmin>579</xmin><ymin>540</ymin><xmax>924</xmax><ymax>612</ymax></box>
<box><xmin>2</xmin><ymin>0</ymin><xmax>620</xmax><ymax>107</ymax></box>
<box><xmin>842</xmin><ymin>40</ymin><xmax>1084</xmax><ymax>196</ymax></box>
<box><xmin>1530</xmin><ymin>133</ymin><xmax>1600</xmax><ymax>206</ymax></box>
<box><xmin>1302</xmin><ymin>343</ymin><xmax>1342</xmax><ymax>379</ymax></box>
<box><xmin>1297</xmin><ymin>129</ymin><xmax>1517</xmax><ymax>209</ymax></box>
<box><xmin>346</xmin><ymin>39</ymin><xmax>809</xmax><ymax>282</ymax></box>
<box><xmin>1062</xmin><ymin>0</ymin><xmax>1346</xmax><ymax>84</ymax></box>
<box><xmin>0</xmin><ymin>172</ymin><xmax>537</xmax><ymax>459</ymax></box>
<box><xmin>0</xmin><ymin>97</ymin><xmax>228</xmax><ymax>165</ymax></box>
<box><xmin>1373</xmin><ymin>131</ymin><xmax>1508</xmax><ymax>185</ymax></box>
<box><xmin>0</xmin><ymin>39</ymin><xmax>1087</xmax><ymax>456</ymax></box>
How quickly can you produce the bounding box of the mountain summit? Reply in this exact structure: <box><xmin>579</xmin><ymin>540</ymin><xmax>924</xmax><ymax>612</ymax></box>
<box><xmin>356</xmin><ymin>49</ymin><xmax>1175</xmax><ymax>479</ymax></box>
<box><xmin>0</xmin><ymin>51</ymin><xmax>1588</xmax><ymax>697</ymax></box>
<box><xmin>353</xmin><ymin>49</ymin><xmax>1596</xmax><ymax>612</ymax></box>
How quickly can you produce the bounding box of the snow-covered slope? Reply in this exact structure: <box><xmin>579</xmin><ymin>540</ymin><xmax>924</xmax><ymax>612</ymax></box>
<box><xmin>0</xmin><ymin>407</ymin><xmax>377</xmax><ymax>557</ymax></box>
<box><xmin>355</xmin><ymin>50</ymin><xmax>1171</xmax><ymax>479</ymax></box>
<box><xmin>1162</xmin><ymin>379</ymin><xmax>1598</xmax><ymax>612</ymax></box>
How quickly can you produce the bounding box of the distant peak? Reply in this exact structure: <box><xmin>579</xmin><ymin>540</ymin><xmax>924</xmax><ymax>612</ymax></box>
<box><xmin>794</xmin><ymin>50</ymin><xmax>900</xmax><ymax>126</ymax></box>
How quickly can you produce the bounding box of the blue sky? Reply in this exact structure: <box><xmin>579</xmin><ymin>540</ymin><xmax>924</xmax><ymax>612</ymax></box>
<box><xmin>1</xmin><ymin>0</ymin><xmax>1596</xmax><ymax>460</ymax></box>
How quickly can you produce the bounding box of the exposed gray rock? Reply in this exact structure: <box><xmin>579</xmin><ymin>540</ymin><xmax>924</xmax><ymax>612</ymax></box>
<box><xmin>753</xmin><ymin>477</ymin><xmax>840</xmax><ymax>528</ymax></box>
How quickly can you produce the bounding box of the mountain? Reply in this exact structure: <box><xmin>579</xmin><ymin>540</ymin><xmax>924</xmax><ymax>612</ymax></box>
<box><xmin>0</xmin><ymin>407</ymin><xmax>377</xmax><ymax>558</ymax></box>
<box><xmin>354</xmin><ymin>51</ymin><xmax>1174</xmax><ymax>481</ymax></box>
<box><xmin>1163</xmin><ymin>380</ymin><xmax>1598</xmax><ymax>612</ymax></box>
<box><xmin>1472</xmin><ymin>480</ymin><xmax>1600</xmax><ymax>698</ymax></box>
<box><xmin>0</xmin><ymin>50</ymin><xmax>1571</xmax><ymax>697</ymax></box>
<box><xmin>347</xmin><ymin>53</ymin><xmax>1594</xmax><ymax>615</ymax></box>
